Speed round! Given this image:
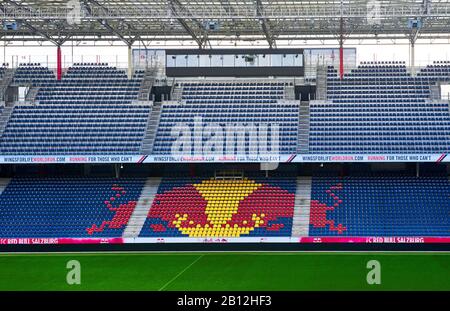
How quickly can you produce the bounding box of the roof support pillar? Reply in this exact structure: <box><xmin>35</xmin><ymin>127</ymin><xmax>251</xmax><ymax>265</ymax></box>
<box><xmin>410</xmin><ymin>40</ymin><xmax>416</xmax><ymax>76</ymax></box>
<box><xmin>57</xmin><ymin>45</ymin><xmax>62</xmax><ymax>80</ymax></box>
<box><xmin>339</xmin><ymin>16</ymin><xmax>345</xmax><ymax>80</ymax></box>
<box><xmin>339</xmin><ymin>40</ymin><xmax>344</xmax><ymax>80</ymax></box>
<box><xmin>127</xmin><ymin>44</ymin><xmax>133</xmax><ymax>79</ymax></box>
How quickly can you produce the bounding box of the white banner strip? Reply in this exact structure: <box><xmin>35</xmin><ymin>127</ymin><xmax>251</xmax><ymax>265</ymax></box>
<box><xmin>0</xmin><ymin>153</ymin><xmax>447</xmax><ymax>164</ymax></box>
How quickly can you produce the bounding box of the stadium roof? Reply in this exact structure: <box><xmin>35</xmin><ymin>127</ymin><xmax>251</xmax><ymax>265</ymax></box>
<box><xmin>1</xmin><ymin>1</ymin><xmax>450</xmax><ymax>47</ymax></box>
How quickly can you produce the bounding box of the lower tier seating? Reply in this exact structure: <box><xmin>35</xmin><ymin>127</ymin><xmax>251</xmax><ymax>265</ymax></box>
<box><xmin>309</xmin><ymin>176</ymin><xmax>450</xmax><ymax>236</ymax></box>
<box><xmin>0</xmin><ymin>177</ymin><xmax>146</xmax><ymax>238</ymax></box>
<box><xmin>139</xmin><ymin>177</ymin><xmax>296</xmax><ymax>238</ymax></box>
<box><xmin>0</xmin><ymin>175</ymin><xmax>448</xmax><ymax>239</ymax></box>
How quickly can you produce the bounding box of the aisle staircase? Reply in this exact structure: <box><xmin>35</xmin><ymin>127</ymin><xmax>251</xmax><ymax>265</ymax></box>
<box><xmin>0</xmin><ymin>69</ymin><xmax>14</xmax><ymax>100</ymax></box>
<box><xmin>0</xmin><ymin>105</ymin><xmax>14</xmax><ymax>137</ymax></box>
<box><xmin>122</xmin><ymin>177</ymin><xmax>161</xmax><ymax>238</ymax></box>
<box><xmin>171</xmin><ymin>83</ymin><xmax>183</xmax><ymax>101</ymax></box>
<box><xmin>315</xmin><ymin>66</ymin><xmax>328</xmax><ymax>100</ymax></box>
<box><xmin>140</xmin><ymin>101</ymin><xmax>162</xmax><ymax>154</ymax></box>
<box><xmin>0</xmin><ymin>178</ymin><xmax>11</xmax><ymax>196</ymax></box>
<box><xmin>25</xmin><ymin>86</ymin><xmax>40</xmax><ymax>101</ymax></box>
<box><xmin>138</xmin><ymin>68</ymin><xmax>156</xmax><ymax>101</ymax></box>
<box><xmin>297</xmin><ymin>101</ymin><xmax>310</xmax><ymax>154</ymax></box>
<box><xmin>291</xmin><ymin>176</ymin><xmax>312</xmax><ymax>237</ymax></box>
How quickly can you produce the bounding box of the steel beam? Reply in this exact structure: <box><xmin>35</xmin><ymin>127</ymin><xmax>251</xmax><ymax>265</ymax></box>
<box><xmin>82</xmin><ymin>0</ymin><xmax>134</xmax><ymax>46</ymax></box>
<box><xmin>255</xmin><ymin>0</ymin><xmax>275</xmax><ymax>48</ymax></box>
<box><xmin>168</xmin><ymin>0</ymin><xmax>209</xmax><ymax>48</ymax></box>
<box><xmin>2</xmin><ymin>1</ymin><xmax>59</xmax><ymax>45</ymax></box>
<box><xmin>2</xmin><ymin>3</ymin><xmax>450</xmax><ymax>20</ymax></box>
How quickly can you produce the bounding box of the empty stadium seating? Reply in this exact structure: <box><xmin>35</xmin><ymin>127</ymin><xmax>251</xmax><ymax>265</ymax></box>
<box><xmin>6</xmin><ymin>61</ymin><xmax>450</xmax><ymax>156</ymax></box>
<box><xmin>35</xmin><ymin>64</ymin><xmax>142</xmax><ymax>105</ymax></box>
<box><xmin>0</xmin><ymin>63</ymin><xmax>151</xmax><ymax>155</ymax></box>
<box><xmin>309</xmin><ymin>62</ymin><xmax>450</xmax><ymax>154</ymax></box>
<box><xmin>309</xmin><ymin>101</ymin><xmax>450</xmax><ymax>153</ymax></box>
<box><xmin>417</xmin><ymin>61</ymin><xmax>450</xmax><ymax>81</ymax></box>
<box><xmin>12</xmin><ymin>63</ymin><xmax>55</xmax><ymax>86</ymax></box>
<box><xmin>0</xmin><ymin>174</ymin><xmax>448</xmax><ymax>239</ymax></box>
<box><xmin>309</xmin><ymin>176</ymin><xmax>450</xmax><ymax>236</ymax></box>
<box><xmin>0</xmin><ymin>177</ymin><xmax>146</xmax><ymax>238</ymax></box>
<box><xmin>180</xmin><ymin>81</ymin><xmax>286</xmax><ymax>104</ymax></box>
<box><xmin>152</xmin><ymin>81</ymin><xmax>299</xmax><ymax>155</ymax></box>
<box><xmin>327</xmin><ymin>63</ymin><xmax>431</xmax><ymax>103</ymax></box>
<box><xmin>139</xmin><ymin>176</ymin><xmax>296</xmax><ymax>238</ymax></box>
<box><xmin>0</xmin><ymin>104</ymin><xmax>151</xmax><ymax>155</ymax></box>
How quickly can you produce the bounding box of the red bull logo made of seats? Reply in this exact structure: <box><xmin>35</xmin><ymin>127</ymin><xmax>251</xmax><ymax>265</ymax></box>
<box><xmin>148</xmin><ymin>179</ymin><xmax>294</xmax><ymax>238</ymax></box>
<box><xmin>310</xmin><ymin>183</ymin><xmax>347</xmax><ymax>234</ymax></box>
<box><xmin>86</xmin><ymin>184</ymin><xmax>137</xmax><ymax>235</ymax></box>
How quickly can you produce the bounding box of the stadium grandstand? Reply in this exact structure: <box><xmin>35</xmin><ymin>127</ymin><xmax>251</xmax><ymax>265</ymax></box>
<box><xmin>0</xmin><ymin>0</ymin><xmax>449</xmax><ymax>251</ymax></box>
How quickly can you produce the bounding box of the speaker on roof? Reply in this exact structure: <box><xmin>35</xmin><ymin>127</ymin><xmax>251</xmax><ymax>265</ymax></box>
<box><xmin>244</xmin><ymin>55</ymin><xmax>256</xmax><ymax>65</ymax></box>
<box><xmin>203</xmin><ymin>21</ymin><xmax>220</xmax><ymax>31</ymax></box>
<box><xmin>66</xmin><ymin>0</ymin><xmax>82</xmax><ymax>25</ymax></box>
<box><xmin>3</xmin><ymin>21</ymin><xmax>20</xmax><ymax>31</ymax></box>
<box><xmin>408</xmin><ymin>18</ymin><xmax>422</xmax><ymax>29</ymax></box>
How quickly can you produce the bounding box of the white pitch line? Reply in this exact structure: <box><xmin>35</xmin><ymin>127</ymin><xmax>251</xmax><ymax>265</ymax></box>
<box><xmin>158</xmin><ymin>254</ymin><xmax>204</xmax><ymax>291</ymax></box>
<box><xmin>0</xmin><ymin>251</ymin><xmax>449</xmax><ymax>256</ymax></box>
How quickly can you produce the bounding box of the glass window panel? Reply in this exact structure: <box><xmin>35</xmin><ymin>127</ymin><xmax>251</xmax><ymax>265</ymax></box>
<box><xmin>258</xmin><ymin>54</ymin><xmax>270</xmax><ymax>66</ymax></box>
<box><xmin>199</xmin><ymin>54</ymin><xmax>211</xmax><ymax>67</ymax></box>
<box><xmin>293</xmin><ymin>53</ymin><xmax>303</xmax><ymax>67</ymax></box>
<box><xmin>235</xmin><ymin>54</ymin><xmax>246</xmax><ymax>67</ymax></box>
<box><xmin>187</xmin><ymin>55</ymin><xmax>199</xmax><ymax>67</ymax></box>
<box><xmin>177</xmin><ymin>55</ymin><xmax>187</xmax><ymax>67</ymax></box>
<box><xmin>283</xmin><ymin>54</ymin><xmax>295</xmax><ymax>67</ymax></box>
<box><xmin>156</xmin><ymin>50</ymin><xmax>166</xmax><ymax>68</ymax></box>
<box><xmin>223</xmin><ymin>54</ymin><xmax>234</xmax><ymax>67</ymax></box>
<box><xmin>271</xmin><ymin>54</ymin><xmax>282</xmax><ymax>66</ymax></box>
<box><xmin>211</xmin><ymin>55</ymin><xmax>223</xmax><ymax>67</ymax></box>
<box><xmin>166</xmin><ymin>55</ymin><xmax>176</xmax><ymax>67</ymax></box>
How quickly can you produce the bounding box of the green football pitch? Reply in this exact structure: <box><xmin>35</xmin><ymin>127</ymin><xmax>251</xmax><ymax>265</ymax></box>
<box><xmin>0</xmin><ymin>252</ymin><xmax>448</xmax><ymax>291</ymax></box>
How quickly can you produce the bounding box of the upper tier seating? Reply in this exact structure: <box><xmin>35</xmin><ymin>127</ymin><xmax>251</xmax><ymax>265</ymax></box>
<box><xmin>152</xmin><ymin>81</ymin><xmax>299</xmax><ymax>155</ymax></box>
<box><xmin>310</xmin><ymin>62</ymin><xmax>450</xmax><ymax>154</ymax></box>
<box><xmin>0</xmin><ymin>177</ymin><xmax>146</xmax><ymax>238</ymax></box>
<box><xmin>139</xmin><ymin>176</ymin><xmax>296</xmax><ymax>238</ymax></box>
<box><xmin>180</xmin><ymin>81</ymin><xmax>286</xmax><ymax>104</ymax></box>
<box><xmin>327</xmin><ymin>63</ymin><xmax>433</xmax><ymax>103</ymax></box>
<box><xmin>1</xmin><ymin>64</ymin><xmax>150</xmax><ymax>155</ymax></box>
<box><xmin>417</xmin><ymin>61</ymin><xmax>450</xmax><ymax>81</ymax></box>
<box><xmin>309</xmin><ymin>101</ymin><xmax>450</xmax><ymax>153</ymax></box>
<box><xmin>309</xmin><ymin>176</ymin><xmax>450</xmax><ymax>236</ymax></box>
<box><xmin>12</xmin><ymin>63</ymin><xmax>55</xmax><ymax>86</ymax></box>
<box><xmin>35</xmin><ymin>64</ymin><xmax>142</xmax><ymax>105</ymax></box>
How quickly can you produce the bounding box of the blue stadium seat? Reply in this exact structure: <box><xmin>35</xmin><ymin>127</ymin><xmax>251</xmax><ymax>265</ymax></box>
<box><xmin>309</xmin><ymin>176</ymin><xmax>450</xmax><ymax>236</ymax></box>
<box><xmin>310</xmin><ymin>62</ymin><xmax>450</xmax><ymax>154</ymax></box>
<box><xmin>0</xmin><ymin>177</ymin><xmax>146</xmax><ymax>238</ymax></box>
<box><xmin>1</xmin><ymin>64</ymin><xmax>151</xmax><ymax>155</ymax></box>
<box><xmin>152</xmin><ymin>81</ymin><xmax>299</xmax><ymax>155</ymax></box>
